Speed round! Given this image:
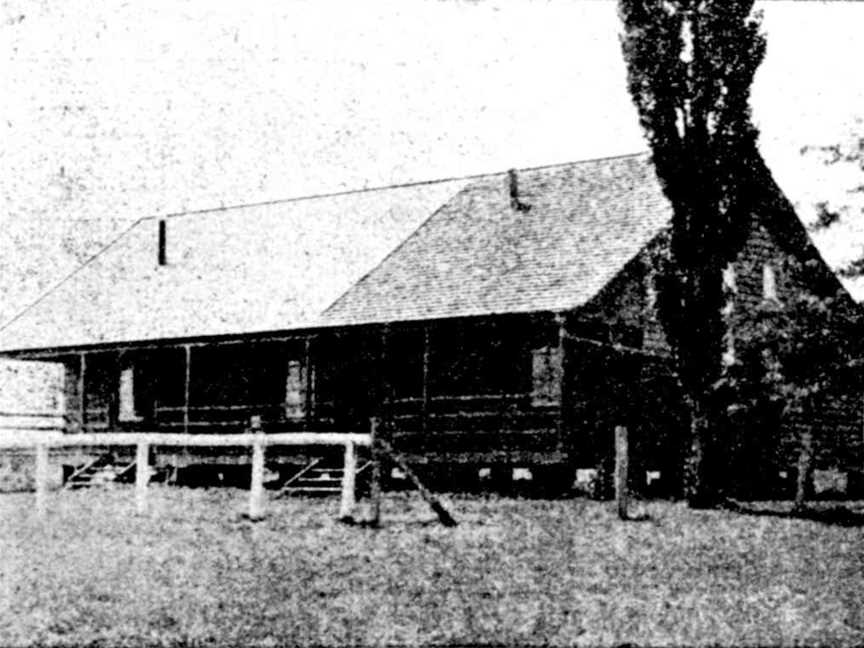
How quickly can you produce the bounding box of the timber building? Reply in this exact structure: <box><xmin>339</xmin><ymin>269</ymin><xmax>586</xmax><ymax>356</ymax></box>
<box><xmin>0</xmin><ymin>153</ymin><xmax>861</xmax><ymax>496</ymax></box>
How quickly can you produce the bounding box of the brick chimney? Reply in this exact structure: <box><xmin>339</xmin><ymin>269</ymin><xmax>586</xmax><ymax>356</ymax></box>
<box><xmin>508</xmin><ymin>169</ymin><xmax>531</xmax><ymax>212</ymax></box>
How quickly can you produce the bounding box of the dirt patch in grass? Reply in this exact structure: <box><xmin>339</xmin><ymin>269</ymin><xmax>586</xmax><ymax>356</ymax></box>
<box><xmin>1</xmin><ymin>487</ymin><xmax>862</xmax><ymax>646</ymax></box>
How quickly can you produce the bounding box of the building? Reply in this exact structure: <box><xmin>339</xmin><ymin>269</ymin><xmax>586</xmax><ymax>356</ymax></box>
<box><xmin>0</xmin><ymin>153</ymin><xmax>860</xmax><ymax>496</ymax></box>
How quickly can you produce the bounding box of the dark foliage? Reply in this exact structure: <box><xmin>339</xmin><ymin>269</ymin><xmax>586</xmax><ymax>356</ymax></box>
<box><xmin>721</xmin><ymin>275</ymin><xmax>863</xmax><ymax>503</ymax></box>
<box><xmin>808</xmin><ymin>202</ymin><xmax>842</xmax><ymax>232</ymax></box>
<box><xmin>725</xmin><ymin>285</ymin><xmax>861</xmax><ymax>415</ymax></box>
<box><xmin>839</xmin><ymin>256</ymin><xmax>864</xmax><ymax>279</ymax></box>
<box><xmin>618</xmin><ymin>0</ymin><xmax>766</xmax><ymax>505</ymax></box>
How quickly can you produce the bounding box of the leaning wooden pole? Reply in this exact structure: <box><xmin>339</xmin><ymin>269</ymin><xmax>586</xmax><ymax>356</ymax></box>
<box><xmin>34</xmin><ymin>443</ymin><xmax>49</xmax><ymax>518</ymax></box>
<box><xmin>339</xmin><ymin>440</ymin><xmax>357</xmax><ymax>522</ymax></box>
<box><xmin>377</xmin><ymin>438</ymin><xmax>457</xmax><ymax>527</ymax></box>
<box><xmin>135</xmin><ymin>441</ymin><xmax>150</xmax><ymax>514</ymax></box>
<box><xmin>615</xmin><ymin>425</ymin><xmax>629</xmax><ymax>521</ymax></box>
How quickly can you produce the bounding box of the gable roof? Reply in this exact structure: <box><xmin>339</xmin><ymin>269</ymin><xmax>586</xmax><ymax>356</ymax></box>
<box><xmin>322</xmin><ymin>154</ymin><xmax>671</xmax><ymax>326</ymax></box>
<box><xmin>0</xmin><ymin>178</ymin><xmax>469</xmax><ymax>352</ymax></box>
<box><xmin>3</xmin><ymin>151</ymin><xmax>829</xmax><ymax>354</ymax></box>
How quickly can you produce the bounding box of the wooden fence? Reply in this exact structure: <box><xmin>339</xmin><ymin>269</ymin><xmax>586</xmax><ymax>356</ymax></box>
<box><xmin>0</xmin><ymin>429</ymin><xmax>371</xmax><ymax>521</ymax></box>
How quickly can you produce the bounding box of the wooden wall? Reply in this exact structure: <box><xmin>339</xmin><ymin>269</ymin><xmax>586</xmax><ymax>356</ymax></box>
<box><xmin>384</xmin><ymin>315</ymin><xmax>566</xmax><ymax>466</ymax></box>
<box><xmin>46</xmin><ymin>214</ymin><xmax>862</xmax><ymax>496</ymax></box>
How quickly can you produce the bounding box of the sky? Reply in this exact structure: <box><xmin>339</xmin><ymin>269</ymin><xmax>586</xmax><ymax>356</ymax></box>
<box><xmin>2</xmin><ymin>0</ymin><xmax>864</xmax><ymax>325</ymax></box>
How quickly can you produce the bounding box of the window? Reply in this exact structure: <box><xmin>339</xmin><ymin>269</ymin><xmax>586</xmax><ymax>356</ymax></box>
<box><xmin>646</xmin><ymin>282</ymin><xmax>657</xmax><ymax>310</ymax></box>
<box><xmin>531</xmin><ymin>346</ymin><xmax>563</xmax><ymax>406</ymax></box>
<box><xmin>721</xmin><ymin>262</ymin><xmax>737</xmax><ymax>318</ymax></box>
<box><xmin>723</xmin><ymin>262</ymin><xmax>737</xmax><ymax>293</ymax></box>
<box><xmin>284</xmin><ymin>359</ymin><xmax>306</xmax><ymax>420</ymax></box>
<box><xmin>118</xmin><ymin>366</ymin><xmax>141</xmax><ymax>422</ymax></box>
<box><xmin>722</xmin><ymin>333</ymin><xmax>736</xmax><ymax>367</ymax></box>
<box><xmin>763</xmin><ymin>263</ymin><xmax>778</xmax><ymax>301</ymax></box>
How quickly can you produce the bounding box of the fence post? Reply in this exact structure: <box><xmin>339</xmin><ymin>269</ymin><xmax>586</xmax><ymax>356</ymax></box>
<box><xmin>339</xmin><ymin>440</ymin><xmax>357</xmax><ymax>521</ymax></box>
<box><xmin>135</xmin><ymin>441</ymin><xmax>150</xmax><ymax>514</ymax></box>
<box><xmin>794</xmin><ymin>430</ymin><xmax>813</xmax><ymax>512</ymax></box>
<box><xmin>615</xmin><ymin>425</ymin><xmax>629</xmax><ymax>520</ymax></box>
<box><xmin>248</xmin><ymin>417</ymin><xmax>266</xmax><ymax>520</ymax></box>
<box><xmin>35</xmin><ymin>443</ymin><xmax>49</xmax><ymax>518</ymax></box>
<box><xmin>369</xmin><ymin>417</ymin><xmax>381</xmax><ymax>527</ymax></box>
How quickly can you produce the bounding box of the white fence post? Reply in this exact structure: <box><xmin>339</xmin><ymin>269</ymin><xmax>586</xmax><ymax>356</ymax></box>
<box><xmin>35</xmin><ymin>443</ymin><xmax>49</xmax><ymax>518</ymax></box>
<box><xmin>339</xmin><ymin>440</ymin><xmax>357</xmax><ymax>521</ymax></box>
<box><xmin>248</xmin><ymin>420</ymin><xmax>266</xmax><ymax>520</ymax></box>
<box><xmin>135</xmin><ymin>441</ymin><xmax>150</xmax><ymax>514</ymax></box>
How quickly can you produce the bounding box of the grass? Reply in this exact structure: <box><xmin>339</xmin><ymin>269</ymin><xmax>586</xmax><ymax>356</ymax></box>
<box><xmin>1</xmin><ymin>487</ymin><xmax>862</xmax><ymax>647</ymax></box>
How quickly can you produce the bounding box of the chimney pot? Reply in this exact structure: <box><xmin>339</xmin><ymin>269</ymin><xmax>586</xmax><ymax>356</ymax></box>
<box><xmin>508</xmin><ymin>169</ymin><xmax>531</xmax><ymax>212</ymax></box>
<box><xmin>158</xmin><ymin>219</ymin><xmax>167</xmax><ymax>266</ymax></box>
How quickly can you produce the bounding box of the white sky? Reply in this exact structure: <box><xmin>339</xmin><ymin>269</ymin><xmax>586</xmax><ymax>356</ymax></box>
<box><xmin>2</xmin><ymin>0</ymin><xmax>864</xmax><ymax>323</ymax></box>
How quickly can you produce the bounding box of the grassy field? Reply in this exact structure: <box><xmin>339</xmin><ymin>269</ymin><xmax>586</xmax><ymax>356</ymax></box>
<box><xmin>1</xmin><ymin>487</ymin><xmax>862</xmax><ymax>647</ymax></box>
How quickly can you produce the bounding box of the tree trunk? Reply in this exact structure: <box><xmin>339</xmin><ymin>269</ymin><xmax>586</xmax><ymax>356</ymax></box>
<box><xmin>684</xmin><ymin>403</ymin><xmax>718</xmax><ymax>508</ymax></box>
<box><xmin>794</xmin><ymin>428</ymin><xmax>813</xmax><ymax>513</ymax></box>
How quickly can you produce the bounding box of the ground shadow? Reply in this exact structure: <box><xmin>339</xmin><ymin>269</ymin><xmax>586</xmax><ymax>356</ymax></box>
<box><xmin>723</xmin><ymin>499</ymin><xmax>864</xmax><ymax>527</ymax></box>
<box><xmin>621</xmin><ymin>511</ymin><xmax>653</xmax><ymax>523</ymax></box>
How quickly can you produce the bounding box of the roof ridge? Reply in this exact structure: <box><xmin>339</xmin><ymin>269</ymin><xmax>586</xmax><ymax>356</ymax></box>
<box><xmin>0</xmin><ymin>217</ymin><xmax>147</xmax><ymax>335</ymax></box>
<box><xmin>0</xmin><ymin>150</ymin><xmax>652</xmax><ymax>346</ymax></box>
<box><xmin>321</xmin><ymin>178</ymin><xmax>482</xmax><ymax>318</ymax></box>
<box><xmin>149</xmin><ymin>150</ymin><xmax>650</xmax><ymax>222</ymax></box>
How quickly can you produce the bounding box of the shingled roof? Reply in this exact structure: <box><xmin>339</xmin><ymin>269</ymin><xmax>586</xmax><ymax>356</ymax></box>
<box><xmin>0</xmin><ymin>153</ymin><xmax>674</xmax><ymax>354</ymax></box>
<box><xmin>322</xmin><ymin>153</ymin><xmax>671</xmax><ymax>326</ymax></box>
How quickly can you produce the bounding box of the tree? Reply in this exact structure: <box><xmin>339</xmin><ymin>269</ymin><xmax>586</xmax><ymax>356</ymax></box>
<box><xmin>618</xmin><ymin>0</ymin><xmax>766</xmax><ymax>506</ymax></box>
<box><xmin>722</xmin><ymin>272</ymin><xmax>862</xmax><ymax>508</ymax></box>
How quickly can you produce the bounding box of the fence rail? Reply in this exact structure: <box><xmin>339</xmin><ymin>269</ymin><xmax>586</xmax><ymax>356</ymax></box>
<box><xmin>0</xmin><ymin>431</ymin><xmax>371</xmax><ymax>450</ymax></box>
